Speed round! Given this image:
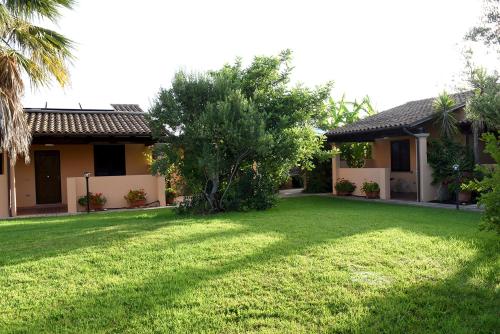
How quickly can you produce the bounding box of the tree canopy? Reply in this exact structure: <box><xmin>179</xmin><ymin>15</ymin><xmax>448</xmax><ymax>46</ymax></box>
<box><xmin>148</xmin><ymin>50</ymin><xmax>333</xmax><ymax>213</ymax></box>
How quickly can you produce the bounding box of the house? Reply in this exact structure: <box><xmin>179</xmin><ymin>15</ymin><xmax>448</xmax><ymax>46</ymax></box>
<box><xmin>0</xmin><ymin>104</ymin><xmax>166</xmax><ymax>218</ymax></box>
<box><xmin>326</xmin><ymin>91</ymin><xmax>493</xmax><ymax>202</ymax></box>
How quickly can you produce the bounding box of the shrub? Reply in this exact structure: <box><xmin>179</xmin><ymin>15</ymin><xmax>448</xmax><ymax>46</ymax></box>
<box><xmin>428</xmin><ymin>138</ymin><xmax>474</xmax><ymax>185</ymax></box>
<box><xmin>361</xmin><ymin>181</ymin><xmax>380</xmax><ymax>193</ymax></box>
<box><xmin>78</xmin><ymin>193</ymin><xmax>107</xmax><ymax>207</ymax></box>
<box><xmin>165</xmin><ymin>188</ymin><xmax>177</xmax><ymax>201</ymax></box>
<box><xmin>334</xmin><ymin>178</ymin><xmax>356</xmax><ymax>193</ymax></box>
<box><xmin>124</xmin><ymin>189</ymin><xmax>147</xmax><ymax>203</ymax></box>
<box><xmin>304</xmin><ymin>159</ymin><xmax>332</xmax><ymax>193</ymax></box>
<box><xmin>462</xmin><ymin>133</ymin><xmax>499</xmax><ymax>233</ymax></box>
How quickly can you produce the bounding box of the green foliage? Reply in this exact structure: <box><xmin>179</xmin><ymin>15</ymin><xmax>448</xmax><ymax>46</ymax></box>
<box><xmin>78</xmin><ymin>192</ymin><xmax>107</xmax><ymax>206</ymax></box>
<box><xmin>304</xmin><ymin>158</ymin><xmax>332</xmax><ymax>193</ymax></box>
<box><xmin>465</xmin><ymin>67</ymin><xmax>500</xmax><ymax>163</ymax></box>
<box><xmin>334</xmin><ymin>178</ymin><xmax>356</xmax><ymax>193</ymax></box>
<box><xmin>165</xmin><ymin>188</ymin><xmax>176</xmax><ymax>201</ymax></box>
<box><xmin>462</xmin><ymin>133</ymin><xmax>500</xmax><ymax>232</ymax></box>
<box><xmin>433</xmin><ymin>91</ymin><xmax>458</xmax><ymax>138</ymax></box>
<box><xmin>148</xmin><ymin>50</ymin><xmax>332</xmax><ymax>213</ymax></box>
<box><xmin>340</xmin><ymin>142</ymin><xmax>372</xmax><ymax>168</ymax></box>
<box><xmin>124</xmin><ymin>189</ymin><xmax>147</xmax><ymax>203</ymax></box>
<box><xmin>427</xmin><ymin>138</ymin><xmax>474</xmax><ymax>185</ymax></box>
<box><xmin>361</xmin><ymin>181</ymin><xmax>380</xmax><ymax>193</ymax></box>
<box><xmin>316</xmin><ymin>95</ymin><xmax>376</xmax><ymax>168</ymax></box>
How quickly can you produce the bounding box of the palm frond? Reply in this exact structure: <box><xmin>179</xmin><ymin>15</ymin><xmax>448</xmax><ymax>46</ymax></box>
<box><xmin>433</xmin><ymin>91</ymin><xmax>458</xmax><ymax>138</ymax></box>
<box><xmin>2</xmin><ymin>0</ymin><xmax>74</xmax><ymax>21</ymax></box>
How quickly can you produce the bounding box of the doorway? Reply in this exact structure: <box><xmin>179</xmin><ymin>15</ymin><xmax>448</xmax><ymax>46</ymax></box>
<box><xmin>35</xmin><ymin>150</ymin><xmax>62</xmax><ymax>204</ymax></box>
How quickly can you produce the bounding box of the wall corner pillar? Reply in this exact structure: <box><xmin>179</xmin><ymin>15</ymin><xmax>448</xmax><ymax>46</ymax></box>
<box><xmin>415</xmin><ymin>133</ymin><xmax>434</xmax><ymax>202</ymax></box>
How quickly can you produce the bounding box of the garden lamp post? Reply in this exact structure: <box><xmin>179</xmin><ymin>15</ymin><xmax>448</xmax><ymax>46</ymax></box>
<box><xmin>452</xmin><ymin>164</ymin><xmax>460</xmax><ymax>210</ymax></box>
<box><xmin>84</xmin><ymin>172</ymin><xmax>91</xmax><ymax>213</ymax></box>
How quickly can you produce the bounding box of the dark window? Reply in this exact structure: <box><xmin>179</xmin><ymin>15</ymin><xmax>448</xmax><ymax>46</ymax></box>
<box><xmin>391</xmin><ymin>140</ymin><xmax>410</xmax><ymax>172</ymax></box>
<box><xmin>94</xmin><ymin>145</ymin><xmax>126</xmax><ymax>176</ymax></box>
<box><xmin>0</xmin><ymin>153</ymin><xmax>3</xmax><ymax>175</ymax></box>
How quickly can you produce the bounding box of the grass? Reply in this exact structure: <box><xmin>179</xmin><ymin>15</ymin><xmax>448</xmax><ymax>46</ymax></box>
<box><xmin>0</xmin><ymin>196</ymin><xmax>498</xmax><ymax>333</ymax></box>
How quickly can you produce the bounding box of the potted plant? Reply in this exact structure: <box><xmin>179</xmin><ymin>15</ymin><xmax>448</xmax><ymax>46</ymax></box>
<box><xmin>78</xmin><ymin>193</ymin><xmax>107</xmax><ymax>211</ymax></box>
<box><xmin>124</xmin><ymin>189</ymin><xmax>147</xmax><ymax>208</ymax></box>
<box><xmin>334</xmin><ymin>178</ymin><xmax>356</xmax><ymax>196</ymax></box>
<box><xmin>165</xmin><ymin>188</ymin><xmax>177</xmax><ymax>205</ymax></box>
<box><xmin>91</xmin><ymin>193</ymin><xmax>107</xmax><ymax>211</ymax></box>
<box><xmin>361</xmin><ymin>181</ymin><xmax>380</xmax><ymax>199</ymax></box>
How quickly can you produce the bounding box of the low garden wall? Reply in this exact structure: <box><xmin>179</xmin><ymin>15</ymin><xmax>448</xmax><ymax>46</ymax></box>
<box><xmin>337</xmin><ymin>168</ymin><xmax>391</xmax><ymax>199</ymax></box>
<box><xmin>67</xmin><ymin>175</ymin><xmax>166</xmax><ymax>213</ymax></box>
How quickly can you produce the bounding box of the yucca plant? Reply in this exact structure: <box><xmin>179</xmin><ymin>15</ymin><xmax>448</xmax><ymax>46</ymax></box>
<box><xmin>433</xmin><ymin>91</ymin><xmax>458</xmax><ymax>139</ymax></box>
<box><xmin>0</xmin><ymin>0</ymin><xmax>74</xmax><ymax>164</ymax></box>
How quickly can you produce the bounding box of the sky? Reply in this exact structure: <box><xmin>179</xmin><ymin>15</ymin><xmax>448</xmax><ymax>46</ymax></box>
<box><xmin>22</xmin><ymin>0</ymin><xmax>499</xmax><ymax>112</ymax></box>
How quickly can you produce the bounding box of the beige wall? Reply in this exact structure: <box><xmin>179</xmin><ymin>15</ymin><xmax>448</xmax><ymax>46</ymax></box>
<box><xmin>67</xmin><ymin>175</ymin><xmax>165</xmax><ymax>212</ymax></box>
<box><xmin>337</xmin><ymin>167</ymin><xmax>391</xmax><ymax>199</ymax></box>
<box><xmin>15</xmin><ymin>144</ymin><xmax>150</xmax><ymax>208</ymax></box>
<box><xmin>0</xmin><ymin>152</ymin><xmax>8</xmax><ymax>218</ymax></box>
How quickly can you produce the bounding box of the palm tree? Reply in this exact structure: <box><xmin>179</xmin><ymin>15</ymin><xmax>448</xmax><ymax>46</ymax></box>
<box><xmin>465</xmin><ymin>68</ymin><xmax>500</xmax><ymax>163</ymax></box>
<box><xmin>432</xmin><ymin>91</ymin><xmax>458</xmax><ymax>139</ymax></box>
<box><xmin>0</xmin><ymin>0</ymin><xmax>74</xmax><ymax>164</ymax></box>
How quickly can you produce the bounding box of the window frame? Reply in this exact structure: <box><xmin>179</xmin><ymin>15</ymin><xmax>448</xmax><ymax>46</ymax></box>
<box><xmin>390</xmin><ymin>139</ymin><xmax>411</xmax><ymax>172</ymax></box>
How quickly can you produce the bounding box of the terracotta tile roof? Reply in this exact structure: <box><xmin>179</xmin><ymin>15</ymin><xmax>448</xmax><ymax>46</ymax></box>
<box><xmin>25</xmin><ymin>105</ymin><xmax>151</xmax><ymax>137</ymax></box>
<box><xmin>327</xmin><ymin>91</ymin><xmax>472</xmax><ymax>136</ymax></box>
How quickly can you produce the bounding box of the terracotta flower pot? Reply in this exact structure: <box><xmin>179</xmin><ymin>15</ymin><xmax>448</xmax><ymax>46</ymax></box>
<box><xmin>365</xmin><ymin>191</ymin><xmax>380</xmax><ymax>199</ymax></box>
<box><xmin>337</xmin><ymin>191</ymin><xmax>353</xmax><ymax>196</ymax></box>
<box><xmin>91</xmin><ymin>203</ymin><xmax>105</xmax><ymax>211</ymax></box>
<box><xmin>458</xmin><ymin>191</ymin><xmax>471</xmax><ymax>203</ymax></box>
<box><xmin>129</xmin><ymin>199</ymin><xmax>146</xmax><ymax>208</ymax></box>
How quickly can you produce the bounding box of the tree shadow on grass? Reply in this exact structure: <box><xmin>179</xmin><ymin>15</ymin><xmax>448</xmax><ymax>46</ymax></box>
<box><xmin>0</xmin><ymin>209</ymin><xmax>188</xmax><ymax>266</ymax></box>
<box><xmin>2</xmin><ymin>196</ymin><xmax>496</xmax><ymax>332</ymax></box>
<box><xmin>354</xmin><ymin>248</ymin><xmax>499</xmax><ymax>334</ymax></box>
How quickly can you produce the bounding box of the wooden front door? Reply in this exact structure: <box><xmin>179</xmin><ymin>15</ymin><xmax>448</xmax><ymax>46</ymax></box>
<box><xmin>35</xmin><ymin>151</ymin><xmax>62</xmax><ymax>204</ymax></box>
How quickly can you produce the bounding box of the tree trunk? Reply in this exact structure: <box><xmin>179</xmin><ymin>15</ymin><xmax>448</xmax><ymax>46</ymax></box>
<box><xmin>473</xmin><ymin>126</ymin><xmax>480</xmax><ymax>164</ymax></box>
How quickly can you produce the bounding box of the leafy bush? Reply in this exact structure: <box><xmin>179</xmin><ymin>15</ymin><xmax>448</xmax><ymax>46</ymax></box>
<box><xmin>334</xmin><ymin>178</ymin><xmax>356</xmax><ymax>193</ymax></box>
<box><xmin>361</xmin><ymin>181</ymin><xmax>380</xmax><ymax>193</ymax></box>
<box><xmin>124</xmin><ymin>189</ymin><xmax>147</xmax><ymax>203</ymax></box>
<box><xmin>462</xmin><ymin>133</ymin><xmax>499</xmax><ymax>233</ymax></box>
<box><xmin>304</xmin><ymin>159</ymin><xmax>332</xmax><ymax>193</ymax></box>
<box><xmin>428</xmin><ymin>138</ymin><xmax>474</xmax><ymax>185</ymax></box>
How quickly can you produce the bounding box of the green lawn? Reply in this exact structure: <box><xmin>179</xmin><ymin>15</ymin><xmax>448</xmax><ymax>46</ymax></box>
<box><xmin>0</xmin><ymin>197</ymin><xmax>498</xmax><ymax>333</ymax></box>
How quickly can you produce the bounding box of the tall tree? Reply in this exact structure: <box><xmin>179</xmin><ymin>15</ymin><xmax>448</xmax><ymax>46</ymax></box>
<box><xmin>465</xmin><ymin>68</ymin><xmax>500</xmax><ymax>163</ymax></box>
<box><xmin>465</xmin><ymin>0</ymin><xmax>500</xmax><ymax>49</ymax></box>
<box><xmin>0</xmin><ymin>0</ymin><xmax>74</xmax><ymax>163</ymax></box>
<box><xmin>149</xmin><ymin>51</ymin><xmax>332</xmax><ymax>213</ymax></box>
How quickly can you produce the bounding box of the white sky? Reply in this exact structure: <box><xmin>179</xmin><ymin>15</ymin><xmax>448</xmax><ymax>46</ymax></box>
<box><xmin>22</xmin><ymin>0</ymin><xmax>499</xmax><ymax>112</ymax></box>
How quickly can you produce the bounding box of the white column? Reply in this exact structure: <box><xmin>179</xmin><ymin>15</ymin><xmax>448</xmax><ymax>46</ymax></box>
<box><xmin>331</xmin><ymin>143</ymin><xmax>340</xmax><ymax>195</ymax></box>
<box><xmin>415</xmin><ymin>133</ymin><xmax>436</xmax><ymax>202</ymax></box>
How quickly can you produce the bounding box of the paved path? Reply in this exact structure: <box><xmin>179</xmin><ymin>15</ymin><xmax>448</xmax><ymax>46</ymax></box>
<box><xmin>278</xmin><ymin>189</ymin><xmax>483</xmax><ymax>212</ymax></box>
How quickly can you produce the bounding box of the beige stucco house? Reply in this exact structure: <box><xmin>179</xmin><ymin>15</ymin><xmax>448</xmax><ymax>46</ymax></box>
<box><xmin>327</xmin><ymin>91</ymin><xmax>493</xmax><ymax>202</ymax></box>
<box><xmin>0</xmin><ymin>104</ymin><xmax>166</xmax><ymax>218</ymax></box>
